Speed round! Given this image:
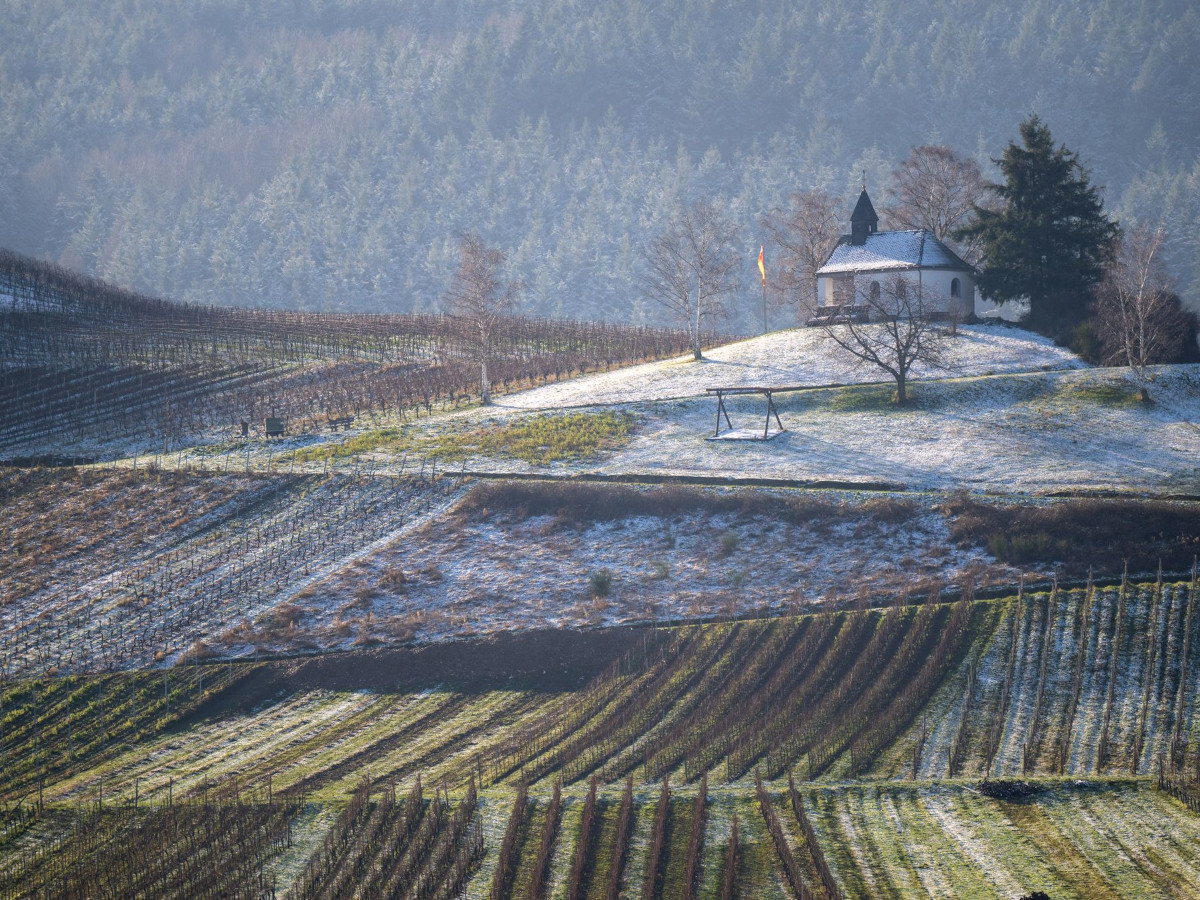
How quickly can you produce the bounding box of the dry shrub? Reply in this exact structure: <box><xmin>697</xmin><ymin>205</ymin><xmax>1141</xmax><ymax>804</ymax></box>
<box><xmin>857</xmin><ymin>496</ymin><xmax>918</xmax><ymax>524</ymax></box>
<box><xmin>944</xmin><ymin>495</ymin><xmax>1200</xmax><ymax>575</ymax></box>
<box><xmin>351</xmin><ymin>584</ymin><xmax>378</xmax><ymax>605</ymax></box>
<box><xmin>293</xmin><ymin>583</ymin><xmax>321</xmax><ymax>601</ymax></box>
<box><xmin>457</xmin><ymin>481</ymin><xmax>920</xmax><ymax>530</ymax></box>
<box><xmin>182</xmin><ymin>640</ymin><xmax>218</xmax><ymax>663</ymax></box>
<box><xmin>379</xmin><ymin>567</ymin><xmax>411</xmax><ymax>590</ymax></box>
<box><xmin>257</xmin><ymin>602</ymin><xmax>306</xmax><ymax>633</ymax></box>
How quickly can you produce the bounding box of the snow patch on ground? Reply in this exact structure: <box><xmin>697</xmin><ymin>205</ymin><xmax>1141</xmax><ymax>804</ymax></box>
<box><xmin>275</xmin><ymin>499</ymin><xmax>1022</xmax><ymax>650</ymax></box>
<box><xmin>436</xmin><ymin>365</ymin><xmax>1200</xmax><ymax>495</ymax></box>
<box><xmin>491</xmin><ymin>324</ymin><xmax>1085</xmax><ymax>409</ymax></box>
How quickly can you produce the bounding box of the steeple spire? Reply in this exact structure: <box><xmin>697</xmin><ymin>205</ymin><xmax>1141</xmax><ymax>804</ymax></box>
<box><xmin>850</xmin><ymin>187</ymin><xmax>878</xmax><ymax>245</ymax></box>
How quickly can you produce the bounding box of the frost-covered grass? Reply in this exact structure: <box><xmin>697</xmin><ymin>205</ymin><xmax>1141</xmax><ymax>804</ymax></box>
<box><xmin>281</xmin><ymin>490</ymin><xmax>1014</xmax><ymax>648</ymax></box>
<box><xmin>193</xmin><ymin>336</ymin><xmax>1199</xmax><ymax>495</ymax></box>
<box><xmin>809</xmin><ymin>779</ymin><xmax>1200</xmax><ymax>898</ymax></box>
<box><xmin>489</xmin><ymin>323</ymin><xmax>1086</xmax><ymax>409</ymax></box>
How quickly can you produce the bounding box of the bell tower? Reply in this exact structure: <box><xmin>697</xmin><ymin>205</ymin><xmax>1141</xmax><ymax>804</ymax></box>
<box><xmin>850</xmin><ymin>187</ymin><xmax>878</xmax><ymax>246</ymax></box>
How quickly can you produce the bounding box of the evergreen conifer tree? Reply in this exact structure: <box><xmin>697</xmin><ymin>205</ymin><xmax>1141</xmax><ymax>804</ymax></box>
<box><xmin>960</xmin><ymin>115</ymin><xmax>1119</xmax><ymax>331</ymax></box>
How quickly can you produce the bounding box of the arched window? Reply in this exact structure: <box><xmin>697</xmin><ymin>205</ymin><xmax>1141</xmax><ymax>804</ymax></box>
<box><xmin>951</xmin><ymin>278</ymin><xmax>961</xmax><ymax>299</ymax></box>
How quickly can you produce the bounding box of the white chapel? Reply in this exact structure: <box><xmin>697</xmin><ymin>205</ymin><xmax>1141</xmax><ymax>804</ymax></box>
<box><xmin>814</xmin><ymin>189</ymin><xmax>976</xmax><ymax>321</ymax></box>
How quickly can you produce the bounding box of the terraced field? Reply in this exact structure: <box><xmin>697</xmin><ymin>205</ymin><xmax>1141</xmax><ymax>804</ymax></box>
<box><xmin>4</xmin><ymin>579</ymin><xmax>1200</xmax><ymax>896</ymax></box>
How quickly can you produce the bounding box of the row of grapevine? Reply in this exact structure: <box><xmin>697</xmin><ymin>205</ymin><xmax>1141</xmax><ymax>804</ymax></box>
<box><xmin>754</xmin><ymin>774</ymin><xmax>815</xmax><ymax>900</ymax></box>
<box><xmin>287</xmin><ymin>776</ymin><xmax>482</xmax><ymax>900</ymax></box>
<box><xmin>0</xmin><ymin>247</ymin><xmax>724</xmax><ymax>370</ymax></box>
<box><xmin>1</xmin><ymin>247</ymin><xmax>728</xmax><ymax>455</ymax></box>
<box><xmin>460</xmin><ymin>584</ymin><xmax>1200</xmax><ymax>789</ymax></box>
<box><xmin>10</xmin><ymin>582</ymin><xmax>1200</xmax><ymax>826</ymax></box>
<box><xmin>0</xmin><ymin>800</ymin><xmax>299</xmax><ymax>899</ymax></box>
<box><xmin>2</xmin><ymin>470</ymin><xmax>459</xmax><ymax>677</ymax></box>
<box><xmin>0</xmin><ymin>664</ymin><xmax>255</xmax><ymax>801</ymax></box>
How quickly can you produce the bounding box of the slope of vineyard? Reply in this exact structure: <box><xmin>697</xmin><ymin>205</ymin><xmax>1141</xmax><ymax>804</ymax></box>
<box><xmin>15</xmin><ymin>579</ymin><xmax>1199</xmax><ymax>800</ymax></box>
<box><xmin>0</xmin><ymin>467</ymin><xmax>466</xmax><ymax>677</ymax></box>
<box><xmin>105</xmin><ymin>324</ymin><xmax>1200</xmax><ymax>495</ymax></box>
<box><xmin>4</xmin><ymin>579</ymin><xmax>1200</xmax><ymax>896</ymax></box>
<box><xmin>7</xmin><ymin>259</ymin><xmax>1200</xmax><ymax>896</ymax></box>
<box><xmin>0</xmin><ymin>249</ymin><xmax>716</xmax><ymax>460</ymax></box>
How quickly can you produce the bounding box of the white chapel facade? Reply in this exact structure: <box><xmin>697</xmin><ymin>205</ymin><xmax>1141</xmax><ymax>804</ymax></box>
<box><xmin>814</xmin><ymin>189</ymin><xmax>976</xmax><ymax>321</ymax></box>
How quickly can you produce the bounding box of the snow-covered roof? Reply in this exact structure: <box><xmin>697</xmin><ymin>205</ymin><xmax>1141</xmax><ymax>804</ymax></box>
<box><xmin>817</xmin><ymin>229</ymin><xmax>973</xmax><ymax>275</ymax></box>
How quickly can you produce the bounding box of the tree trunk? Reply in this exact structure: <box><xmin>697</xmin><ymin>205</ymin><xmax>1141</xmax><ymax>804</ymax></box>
<box><xmin>480</xmin><ymin>357</ymin><xmax>491</xmax><ymax>405</ymax></box>
<box><xmin>895</xmin><ymin>371</ymin><xmax>908</xmax><ymax>404</ymax></box>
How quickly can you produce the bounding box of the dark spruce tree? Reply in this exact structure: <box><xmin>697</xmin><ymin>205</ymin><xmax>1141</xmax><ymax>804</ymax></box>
<box><xmin>960</xmin><ymin>115</ymin><xmax>1119</xmax><ymax>334</ymax></box>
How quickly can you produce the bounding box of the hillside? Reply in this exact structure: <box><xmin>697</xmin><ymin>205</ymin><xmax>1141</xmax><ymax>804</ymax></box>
<box><xmin>1</xmin><ymin>0</ymin><xmax>1198</xmax><ymax>324</ymax></box>
<box><xmin>146</xmin><ymin>323</ymin><xmax>1200</xmax><ymax>495</ymax></box>
<box><xmin>6</xmin><ymin>583</ymin><xmax>1200</xmax><ymax>898</ymax></box>
<box><xmin>0</xmin><ymin>249</ymin><xmax>715</xmax><ymax>460</ymax></box>
<box><xmin>7</xmin><ymin>268</ymin><xmax>1200</xmax><ymax>896</ymax></box>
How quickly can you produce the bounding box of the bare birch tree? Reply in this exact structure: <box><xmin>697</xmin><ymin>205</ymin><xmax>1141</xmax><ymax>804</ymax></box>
<box><xmin>1093</xmin><ymin>225</ymin><xmax>1192</xmax><ymax>401</ymax></box>
<box><xmin>820</xmin><ymin>274</ymin><xmax>949</xmax><ymax>405</ymax></box>
<box><xmin>443</xmin><ymin>233</ymin><xmax>521</xmax><ymax>404</ymax></box>
<box><xmin>760</xmin><ymin>189</ymin><xmax>843</xmax><ymax>322</ymax></box>
<box><xmin>644</xmin><ymin>198</ymin><xmax>740</xmax><ymax>360</ymax></box>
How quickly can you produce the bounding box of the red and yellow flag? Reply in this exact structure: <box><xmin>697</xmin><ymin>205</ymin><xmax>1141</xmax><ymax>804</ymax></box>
<box><xmin>757</xmin><ymin>246</ymin><xmax>765</xmax><ymax>285</ymax></box>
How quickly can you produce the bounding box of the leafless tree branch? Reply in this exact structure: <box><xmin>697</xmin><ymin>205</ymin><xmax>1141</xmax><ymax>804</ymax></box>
<box><xmin>819</xmin><ymin>274</ymin><xmax>950</xmax><ymax>404</ymax></box>
<box><xmin>443</xmin><ymin>233</ymin><xmax>522</xmax><ymax>404</ymax></box>
<box><xmin>760</xmin><ymin>189</ymin><xmax>844</xmax><ymax>322</ymax></box>
<box><xmin>643</xmin><ymin>198</ymin><xmax>740</xmax><ymax>360</ymax></box>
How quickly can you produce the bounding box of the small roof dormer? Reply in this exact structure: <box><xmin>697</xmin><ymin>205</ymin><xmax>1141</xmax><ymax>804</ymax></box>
<box><xmin>850</xmin><ymin>188</ymin><xmax>878</xmax><ymax>245</ymax></box>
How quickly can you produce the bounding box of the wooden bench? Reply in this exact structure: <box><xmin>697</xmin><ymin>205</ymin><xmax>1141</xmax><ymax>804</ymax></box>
<box><xmin>327</xmin><ymin>415</ymin><xmax>355</xmax><ymax>431</ymax></box>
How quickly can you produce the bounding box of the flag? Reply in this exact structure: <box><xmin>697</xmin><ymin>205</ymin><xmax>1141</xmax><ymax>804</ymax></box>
<box><xmin>757</xmin><ymin>246</ymin><xmax>765</xmax><ymax>286</ymax></box>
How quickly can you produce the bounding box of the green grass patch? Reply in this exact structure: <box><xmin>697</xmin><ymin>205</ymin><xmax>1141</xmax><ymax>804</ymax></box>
<box><xmin>1055</xmin><ymin>379</ymin><xmax>1140</xmax><ymax>408</ymax></box>
<box><xmin>437</xmin><ymin>411</ymin><xmax>637</xmax><ymax>465</ymax></box>
<box><xmin>295</xmin><ymin>411</ymin><xmax>635</xmax><ymax>466</ymax></box>
<box><xmin>294</xmin><ymin>427</ymin><xmax>406</xmax><ymax>462</ymax></box>
<box><xmin>805</xmin><ymin>381</ymin><xmax>931</xmax><ymax>412</ymax></box>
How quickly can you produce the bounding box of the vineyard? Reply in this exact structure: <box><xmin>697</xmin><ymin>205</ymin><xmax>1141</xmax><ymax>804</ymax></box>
<box><xmin>0</xmin><ymin>249</ymin><xmax>722</xmax><ymax>459</ymax></box>
<box><xmin>0</xmin><ymin>466</ymin><xmax>466</xmax><ymax>678</ymax></box>
<box><xmin>3</xmin><ymin>576</ymin><xmax>1200</xmax><ymax>896</ymax></box>
<box><xmin>5</xmin><ymin>255</ymin><xmax>1200</xmax><ymax>895</ymax></box>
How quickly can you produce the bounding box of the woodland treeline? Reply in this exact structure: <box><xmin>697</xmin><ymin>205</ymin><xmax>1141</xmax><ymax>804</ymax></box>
<box><xmin>0</xmin><ymin>0</ymin><xmax>1196</xmax><ymax>328</ymax></box>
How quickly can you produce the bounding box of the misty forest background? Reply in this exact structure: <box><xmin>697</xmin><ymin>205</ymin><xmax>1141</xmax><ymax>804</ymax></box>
<box><xmin>1</xmin><ymin>0</ymin><xmax>1198</xmax><ymax>331</ymax></box>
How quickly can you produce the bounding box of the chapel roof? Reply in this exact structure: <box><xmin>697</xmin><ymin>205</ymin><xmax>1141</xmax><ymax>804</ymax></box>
<box><xmin>817</xmin><ymin>229</ymin><xmax>973</xmax><ymax>275</ymax></box>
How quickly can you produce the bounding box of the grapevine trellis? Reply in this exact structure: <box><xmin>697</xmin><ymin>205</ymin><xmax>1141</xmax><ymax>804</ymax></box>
<box><xmin>0</xmin><ymin>470</ymin><xmax>464</xmax><ymax>679</ymax></box>
<box><xmin>0</xmin><ymin>798</ymin><xmax>300</xmax><ymax>899</ymax></box>
<box><xmin>0</xmin><ymin>248</ymin><xmax>729</xmax><ymax>457</ymax></box>
<box><xmin>2</xmin><ymin>580</ymin><xmax>1200</xmax><ymax>898</ymax></box>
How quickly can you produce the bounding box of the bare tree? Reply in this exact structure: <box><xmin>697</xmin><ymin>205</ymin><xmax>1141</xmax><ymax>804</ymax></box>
<box><xmin>1093</xmin><ymin>225</ymin><xmax>1193</xmax><ymax>402</ymax></box>
<box><xmin>644</xmin><ymin>198</ymin><xmax>740</xmax><ymax>360</ymax></box>
<box><xmin>820</xmin><ymin>274</ymin><xmax>949</xmax><ymax>405</ymax></box>
<box><xmin>443</xmin><ymin>233</ymin><xmax>521</xmax><ymax>404</ymax></box>
<box><xmin>760</xmin><ymin>189</ymin><xmax>843</xmax><ymax>323</ymax></box>
<box><xmin>886</xmin><ymin>145</ymin><xmax>990</xmax><ymax>264</ymax></box>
